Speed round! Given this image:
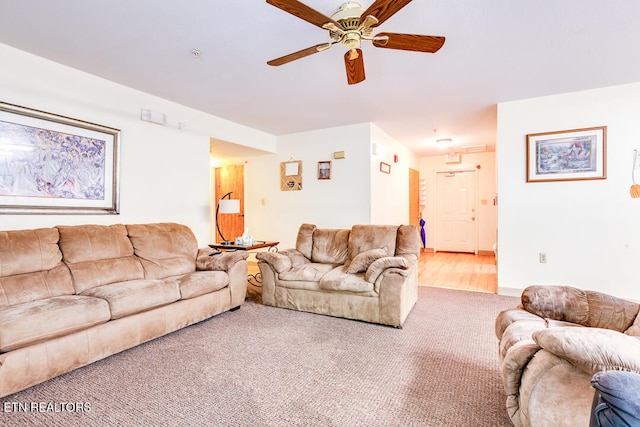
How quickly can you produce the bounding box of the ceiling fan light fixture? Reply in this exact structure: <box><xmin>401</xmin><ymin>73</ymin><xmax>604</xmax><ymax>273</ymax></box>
<box><xmin>266</xmin><ymin>0</ymin><xmax>446</xmax><ymax>85</ymax></box>
<box><xmin>331</xmin><ymin>2</ymin><xmax>365</xmax><ymax>23</ymax></box>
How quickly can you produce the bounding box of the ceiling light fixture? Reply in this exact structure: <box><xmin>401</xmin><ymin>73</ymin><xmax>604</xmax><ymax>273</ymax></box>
<box><xmin>436</xmin><ymin>138</ymin><xmax>453</xmax><ymax>148</ymax></box>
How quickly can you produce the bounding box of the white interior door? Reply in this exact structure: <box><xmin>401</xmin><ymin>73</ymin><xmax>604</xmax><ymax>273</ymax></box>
<box><xmin>435</xmin><ymin>170</ymin><xmax>477</xmax><ymax>253</ymax></box>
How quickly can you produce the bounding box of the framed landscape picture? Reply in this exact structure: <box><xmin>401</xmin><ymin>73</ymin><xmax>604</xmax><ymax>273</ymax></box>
<box><xmin>0</xmin><ymin>101</ymin><xmax>121</xmax><ymax>214</ymax></box>
<box><xmin>526</xmin><ymin>126</ymin><xmax>607</xmax><ymax>183</ymax></box>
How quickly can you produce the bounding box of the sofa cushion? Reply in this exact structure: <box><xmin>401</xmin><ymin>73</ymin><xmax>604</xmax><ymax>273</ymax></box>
<box><xmin>281</xmin><ymin>249</ymin><xmax>309</xmax><ymax>268</ymax></box>
<box><xmin>81</xmin><ymin>279</ymin><xmax>180</xmax><ymax>320</ymax></box>
<box><xmin>278</xmin><ymin>263</ymin><xmax>335</xmax><ymax>282</ymax></box>
<box><xmin>0</xmin><ymin>263</ymin><xmax>75</xmax><ymax>309</ymax></box>
<box><xmin>126</xmin><ymin>223</ymin><xmax>197</xmax><ymax>279</ymax></box>
<box><xmin>626</xmin><ymin>315</ymin><xmax>640</xmax><ymax>337</ymax></box>
<box><xmin>171</xmin><ymin>271</ymin><xmax>229</xmax><ymax>300</ymax></box>
<box><xmin>255</xmin><ymin>252</ymin><xmax>292</xmax><ymax>273</ymax></box>
<box><xmin>319</xmin><ymin>265</ymin><xmax>375</xmax><ymax>293</ymax></box>
<box><xmin>0</xmin><ymin>228</ymin><xmax>76</xmax><ymax>307</ymax></box>
<box><xmin>395</xmin><ymin>225</ymin><xmax>421</xmax><ymax>258</ymax></box>
<box><xmin>346</xmin><ymin>248</ymin><xmax>387</xmax><ymax>274</ymax></box>
<box><xmin>295</xmin><ymin>224</ymin><xmax>317</xmax><ymax>260</ymax></box>
<box><xmin>347</xmin><ymin>225</ymin><xmax>397</xmax><ymax>261</ymax></box>
<box><xmin>533</xmin><ymin>327</ymin><xmax>640</xmax><ymax>374</ymax></box>
<box><xmin>311</xmin><ymin>228</ymin><xmax>350</xmax><ymax>264</ymax></box>
<box><xmin>0</xmin><ymin>295</ymin><xmax>110</xmax><ymax>352</ymax></box>
<box><xmin>0</xmin><ymin>227</ymin><xmax>62</xmax><ymax>277</ymax></box>
<box><xmin>364</xmin><ymin>256</ymin><xmax>409</xmax><ymax>283</ymax></box>
<box><xmin>58</xmin><ymin>224</ymin><xmax>145</xmax><ymax>293</ymax></box>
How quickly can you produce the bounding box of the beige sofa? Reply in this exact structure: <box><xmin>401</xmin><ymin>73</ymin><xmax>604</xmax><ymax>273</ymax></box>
<box><xmin>495</xmin><ymin>285</ymin><xmax>640</xmax><ymax>427</ymax></box>
<box><xmin>256</xmin><ymin>224</ymin><xmax>421</xmax><ymax>327</ymax></box>
<box><xmin>0</xmin><ymin>222</ymin><xmax>248</xmax><ymax>398</ymax></box>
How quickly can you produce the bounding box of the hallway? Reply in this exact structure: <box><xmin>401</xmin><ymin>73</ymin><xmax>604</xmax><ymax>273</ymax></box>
<box><xmin>418</xmin><ymin>251</ymin><xmax>497</xmax><ymax>293</ymax></box>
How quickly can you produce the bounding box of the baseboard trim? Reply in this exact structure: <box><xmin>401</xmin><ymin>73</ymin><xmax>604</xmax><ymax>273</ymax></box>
<box><xmin>421</xmin><ymin>248</ymin><xmax>495</xmax><ymax>256</ymax></box>
<box><xmin>497</xmin><ymin>287</ymin><xmax>523</xmax><ymax>297</ymax></box>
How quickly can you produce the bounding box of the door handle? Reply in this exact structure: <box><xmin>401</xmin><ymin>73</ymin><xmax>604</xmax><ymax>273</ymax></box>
<box><xmin>471</xmin><ymin>216</ymin><xmax>476</xmax><ymax>221</ymax></box>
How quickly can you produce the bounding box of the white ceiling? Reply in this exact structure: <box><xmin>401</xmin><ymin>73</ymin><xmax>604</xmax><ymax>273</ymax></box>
<box><xmin>1</xmin><ymin>1</ymin><xmax>640</xmax><ymax>156</ymax></box>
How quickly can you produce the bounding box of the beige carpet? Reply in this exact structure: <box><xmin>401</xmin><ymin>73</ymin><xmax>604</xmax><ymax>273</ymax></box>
<box><xmin>0</xmin><ymin>287</ymin><xmax>518</xmax><ymax>426</ymax></box>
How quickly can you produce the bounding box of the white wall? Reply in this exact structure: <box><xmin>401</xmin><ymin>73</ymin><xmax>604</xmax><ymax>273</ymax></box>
<box><xmin>419</xmin><ymin>152</ymin><xmax>497</xmax><ymax>253</ymax></box>
<box><xmin>243</xmin><ymin>123</ymin><xmax>418</xmax><ymax>249</ymax></box>
<box><xmin>370</xmin><ymin>124</ymin><xmax>419</xmax><ymax>225</ymax></box>
<box><xmin>244</xmin><ymin>123</ymin><xmax>372</xmax><ymax>249</ymax></box>
<box><xmin>497</xmin><ymin>82</ymin><xmax>640</xmax><ymax>300</ymax></box>
<box><xmin>0</xmin><ymin>43</ymin><xmax>275</xmax><ymax>245</ymax></box>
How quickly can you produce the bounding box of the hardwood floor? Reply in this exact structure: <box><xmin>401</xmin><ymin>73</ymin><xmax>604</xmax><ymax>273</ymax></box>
<box><xmin>249</xmin><ymin>251</ymin><xmax>498</xmax><ymax>296</ymax></box>
<box><xmin>418</xmin><ymin>251</ymin><xmax>497</xmax><ymax>294</ymax></box>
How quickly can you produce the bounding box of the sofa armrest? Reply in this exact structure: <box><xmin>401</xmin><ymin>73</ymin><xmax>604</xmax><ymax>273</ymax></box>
<box><xmin>196</xmin><ymin>249</ymin><xmax>249</xmax><ymax>271</ymax></box>
<box><xmin>365</xmin><ymin>256</ymin><xmax>409</xmax><ymax>284</ymax></box>
<box><xmin>255</xmin><ymin>251</ymin><xmax>292</xmax><ymax>273</ymax></box>
<box><xmin>532</xmin><ymin>327</ymin><xmax>640</xmax><ymax>375</ymax></box>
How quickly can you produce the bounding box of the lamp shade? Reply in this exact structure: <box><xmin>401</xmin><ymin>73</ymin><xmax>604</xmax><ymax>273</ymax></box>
<box><xmin>218</xmin><ymin>199</ymin><xmax>240</xmax><ymax>214</ymax></box>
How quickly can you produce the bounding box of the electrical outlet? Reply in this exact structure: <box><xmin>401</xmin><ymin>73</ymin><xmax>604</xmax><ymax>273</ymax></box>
<box><xmin>539</xmin><ymin>253</ymin><xmax>547</xmax><ymax>263</ymax></box>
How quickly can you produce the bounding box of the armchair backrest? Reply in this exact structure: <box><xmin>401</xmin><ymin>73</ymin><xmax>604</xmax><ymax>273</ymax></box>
<box><xmin>294</xmin><ymin>223</ymin><xmax>421</xmax><ymax>265</ymax></box>
<box><xmin>522</xmin><ymin>285</ymin><xmax>640</xmax><ymax>332</ymax></box>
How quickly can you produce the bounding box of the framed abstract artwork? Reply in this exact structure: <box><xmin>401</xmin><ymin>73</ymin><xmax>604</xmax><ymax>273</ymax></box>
<box><xmin>526</xmin><ymin>126</ymin><xmax>607</xmax><ymax>183</ymax></box>
<box><xmin>0</xmin><ymin>101</ymin><xmax>121</xmax><ymax>214</ymax></box>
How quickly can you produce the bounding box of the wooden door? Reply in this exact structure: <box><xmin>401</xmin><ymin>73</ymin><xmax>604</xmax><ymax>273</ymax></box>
<box><xmin>435</xmin><ymin>170</ymin><xmax>477</xmax><ymax>253</ymax></box>
<box><xmin>409</xmin><ymin>168</ymin><xmax>420</xmax><ymax>229</ymax></box>
<box><xmin>214</xmin><ymin>165</ymin><xmax>244</xmax><ymax>243</ymax></box>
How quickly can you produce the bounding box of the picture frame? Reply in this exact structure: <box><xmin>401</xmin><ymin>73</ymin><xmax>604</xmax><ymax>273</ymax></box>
<box><xmin>317</xmin><ymin>161</ymin><xmax>331</xmax><ymax>180</ymax></box>
<box><xmin>526</xmin><ymin>126</ymin><xmax>607</xmax><ymax>183</ymax></box>
<box><xmin>380</xmin><ymin>162</ymin><xmax>391</xmax><ymax>174</ymax></box>
<box><xmin>0</xmin><ymin>101</ymin><xmax>121</xmax><ymax>214</ymax></box>
<box><xmin>280</xmin><ymin>159</ymin><xmax>302</xmax><ymax>191</ymax></box>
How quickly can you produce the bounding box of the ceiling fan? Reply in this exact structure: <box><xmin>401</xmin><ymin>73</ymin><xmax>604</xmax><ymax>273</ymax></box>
<box><xmin>266</xmin><ymin>0</ymin><xmax>445</xmax><ymax>85</ymax></box>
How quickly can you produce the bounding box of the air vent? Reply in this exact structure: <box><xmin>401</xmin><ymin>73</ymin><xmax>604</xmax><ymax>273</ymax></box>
<box><xmin>461</xmin><ymin>145</ymin><xmax>486</xmax><ymax>153</ymax></box>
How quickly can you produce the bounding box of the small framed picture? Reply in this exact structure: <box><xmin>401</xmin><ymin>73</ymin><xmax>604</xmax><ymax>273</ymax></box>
<box><xmin>380</xmin><ymin>162</ymin><xmax>391</xmax><ymax>174</ymax></box>
<box><xmin>317</xmin><ymin>161</ymin><xmax>331</xmax><ymax>180</ymax></box>
<box><xmin>526</xmin><ymin>126</ymin><xmax>607</xmax><ymax>182</ymax></box>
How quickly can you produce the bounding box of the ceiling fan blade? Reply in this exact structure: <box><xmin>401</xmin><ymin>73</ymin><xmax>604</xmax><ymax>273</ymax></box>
<box><xmin>344</xmin><ymin>48</ymin><xmax>365</xmax><ymax>85</ymax></box>
<box><xmin>359</xmin><ymin>0</ymin><xmax>413</xmax><ymax>27</ymax></box>
<box><xmin>267</xmin><ymin>43</ymin><xmax>331</xmax><ymax>66</ymax></box>
<box><xmin>266</xmin><ymin>0</ymin><xmax>341</xmax><ymax>29</ymax></box>
<box><xmin>372</xmin><ymin>32</ymin><xmax>445</xmax><ymax>53</ymax></box>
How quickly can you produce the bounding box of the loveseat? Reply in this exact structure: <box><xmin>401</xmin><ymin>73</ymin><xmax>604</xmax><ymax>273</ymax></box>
<box><xmin>256</xmin><ymin>223</ymin><xmax>420</xmax><ymax>327</ymax></box>
<box><xmin>495</xmin><ymin>285</ymin><xmax>640</xmax><ymax>427</ymax></box>
<box><xmin>0</xmin><ymin>222</ymin><xmax>249</xmax><ymax>398</ymax></box>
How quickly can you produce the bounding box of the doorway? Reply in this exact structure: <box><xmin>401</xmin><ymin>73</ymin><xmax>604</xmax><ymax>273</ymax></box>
<box><xmin>409</xmin><ymin>168</ymin><xmax>420</xmax><ymax>229</ymax></box>
<box><xmin>213</xmin><ymin>164</ymin><xmax>244</xmax><ymax>244</ymax></box>
<box><xmin>434</xmin><ymin>170</ymin><xmax>477</xmax><ymax>254</ymax></box>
